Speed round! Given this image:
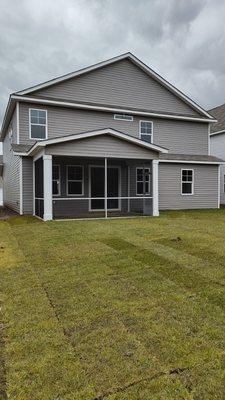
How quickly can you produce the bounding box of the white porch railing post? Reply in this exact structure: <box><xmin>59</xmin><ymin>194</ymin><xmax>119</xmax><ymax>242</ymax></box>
<box><xmin>104</xmin><ymin>157</ymin><xmax>108</xmax><ymax>219</ymax></box>
<box><xmin>43</xmin><ymin>154</ymin><xmax>53</xmax><ymax>221</ymax></box>
<box><xmin>152</xmin><ymin>159</ymin><xmax>159</xmax><ymax>217</ymax></box>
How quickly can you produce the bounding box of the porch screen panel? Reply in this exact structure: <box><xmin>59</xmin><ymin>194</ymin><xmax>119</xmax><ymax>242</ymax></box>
<box><xmin>91</xmin><ymin>167</ymin><xmax>105</xmax><ymax>210</ymax></box>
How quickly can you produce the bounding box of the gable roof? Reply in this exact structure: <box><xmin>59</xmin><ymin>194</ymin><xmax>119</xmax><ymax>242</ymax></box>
<box><xmin>16</xmin><ymin>52</ymin><xmax>213</xmax><ymax>120</ymax></box>
<box><xmin>208</xmin><ymin>103</ymin><xmax>225</xmax><ymax>135</ymax></box>
<box><xmin>13</xmin><ymin>128</ymin><xmax>168</xmax><ymax>157</ymax></box>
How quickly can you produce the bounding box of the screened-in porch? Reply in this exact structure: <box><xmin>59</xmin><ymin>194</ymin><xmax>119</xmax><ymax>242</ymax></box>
<box><xmin>34</xmin><ymin>155</ymin><xmax>159</xmax><ymax>220</ymax></box>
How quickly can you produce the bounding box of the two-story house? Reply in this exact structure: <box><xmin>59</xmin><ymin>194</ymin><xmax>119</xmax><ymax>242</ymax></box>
<box><xmin>0</xmin><ymin>52</ymin><xmax>221</xmax><ymax>220</ymax></box>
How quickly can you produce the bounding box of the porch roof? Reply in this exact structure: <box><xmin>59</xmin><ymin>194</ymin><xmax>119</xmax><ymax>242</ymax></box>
<box><xmin>14</xmin><ymin>128</ymin><xmax>169</xmax><ymax>158</ymax></box>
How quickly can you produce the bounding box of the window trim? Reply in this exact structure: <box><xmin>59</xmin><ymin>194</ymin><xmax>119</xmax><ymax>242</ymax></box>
<box><xmin>181</xmin><ymin>168</ymin><xmax>194</xmax><ymax>196</ymax></box>
<box><xmin>114</xmin><ymin>114</ymin><xmax>133</xmax><ymax>121</ymax></box>
<box><xmin>52</xmin><ymin>164</ymin><xmax>61</xmax><ymax>197</ymax></box>
<box><xmin>66</xmin><ymin>165</ymin><xmax>84</xmax><ymax>196</ymax></box>
<box><xmin>136</xmin><ymin>167</ymin><xmax>151</xmax><ymax>196</ymax></box>
<box><xmin>139</xmin><ymin>120</ymin><xmax>153</xmax><ymax>143</ymax></box>
<box><xmin>29</xmin><ymin>108</ymin><xmax>48</xmax><ymax>140</ymax></box>
<box><xmin>223</xmin><ymin>174</ymin><xmax>225</xmax><ymax>194</ymax></box>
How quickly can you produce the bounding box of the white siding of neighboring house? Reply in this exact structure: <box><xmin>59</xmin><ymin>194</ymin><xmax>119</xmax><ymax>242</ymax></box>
<box><xmin>210</xmin><ymin>133</ymin><xmax>225</xmax><ymax>204</ymax></box>
<box><xmin>0</xmin><ymin>142</ymin><xmax>2</xmax><ymax>206</ymax></box>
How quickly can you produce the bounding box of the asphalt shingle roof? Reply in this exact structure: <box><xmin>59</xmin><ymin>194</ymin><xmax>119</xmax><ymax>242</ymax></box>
<box><xmin>208</xmin><ymin>103</ymin><xmax>225</xmax><ymax>133</ymax></box>
<box><xmin>159</xmin><ymin>153</ymin><xmax>224</xmax><ymax>162</ymax></box>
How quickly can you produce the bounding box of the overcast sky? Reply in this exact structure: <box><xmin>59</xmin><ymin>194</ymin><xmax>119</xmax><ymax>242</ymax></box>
<box><xmin>0</xmin><ymin>0</ymin><xmax>225</xmax><ymax>125</ymax></box>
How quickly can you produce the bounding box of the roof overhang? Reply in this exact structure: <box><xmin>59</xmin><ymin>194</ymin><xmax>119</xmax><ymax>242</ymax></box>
<box><xmin>14</xmin><ymin>128</ymin><xmax>169</xmax><ymax>157</ymax></box>
<box><xmin>11</xmin><ymin>94</ymin><xmax>217</xmax><ymax>123</ymax></box>
<box><xmin>210</xmin><ymin>130</ymin><xmax>225</xmax><ymax>137</ymax></box>
<box><xmin>159</xmin><ymin>159</ymin><xmax>224</xmax><ymax>165</ymax></box>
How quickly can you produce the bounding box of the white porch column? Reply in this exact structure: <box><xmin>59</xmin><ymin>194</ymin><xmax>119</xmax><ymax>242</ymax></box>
<box><xmin>43</xmin><ymin>155</ymin><xmax>53</xmax><ymax>221</ymax></box>
<box><xmin>152</xmin><ymin>159</ymin><xmax>159</xmax><ymax>217</ymax></box>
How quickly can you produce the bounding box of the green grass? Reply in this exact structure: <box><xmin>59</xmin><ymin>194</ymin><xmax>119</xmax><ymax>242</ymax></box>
<box><xmin>1</xmin><ymin>210</ymin><xmax>225</xmax><ymax>399</ymax></box>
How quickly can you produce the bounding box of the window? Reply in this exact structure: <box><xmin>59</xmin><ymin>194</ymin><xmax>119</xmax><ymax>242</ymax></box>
<box><xmin>139</xmin><ymin>121</ymin><xmax>153</xmax><ymax>143</ymax></box>
<box><xmin>67</xmin><ymin>165</ymin><xmax>83</xmax><ymax>195</ymax></box>
<box><xmin>52</xmin><ymin>165</ymin><xmax>60</xmax><ymax>196</ymax></box>
<box><xmin>136</xmin><ymin>168</ymin><xmax>151</xmax><ymax>195</ymax></box>
<box><xmin>114</xmin><ymin>114</ymin><xmax>133</xmax><ymax>121</ymax></box>
<box><xmin>29</xmin><ymin>109</ymin><xmax>47</xmax><ymax>139</ymax></box>
<box><xmin>181</xmin><ymin>169</ymin><xmax>194</xmax><ymax>195</ymax></box>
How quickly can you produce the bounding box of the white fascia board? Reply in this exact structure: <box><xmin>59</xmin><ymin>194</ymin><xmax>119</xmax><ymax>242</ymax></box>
<box><xmin>24</xmin><ymin>129</ymin><xmax>168</xmax><ymax>157</ymax></box>
<box><xmin>11</xmin><ymin>95</ymin><xmax>216</xmax><ymax>123</ymax></box>
<box><xmin>159</xmin><ymin>159</ymin><xmax>224</xmax><ymax>165</ymax></box>
<box><xmin>15</xmin><ymin>52</ymin><xmax>212</xmax><ymax>119</ymax></box>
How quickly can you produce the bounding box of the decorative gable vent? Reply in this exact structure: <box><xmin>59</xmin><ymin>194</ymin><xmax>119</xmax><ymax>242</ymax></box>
<box><xmin>114</xmin><ymin>114</ymin><xmax>133</xmax><ymax>121</ymax></box>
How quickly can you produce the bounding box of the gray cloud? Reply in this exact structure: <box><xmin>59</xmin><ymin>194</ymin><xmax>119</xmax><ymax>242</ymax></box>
<box><xmin>0</xmin><ymin>0</ymin><xmax>225</xmax><ymax>125</ymax></box>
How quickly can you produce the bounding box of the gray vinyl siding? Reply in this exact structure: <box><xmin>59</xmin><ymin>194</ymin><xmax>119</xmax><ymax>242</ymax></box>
<box><xmin>3</xmin><ymin>130</ymin><xmax>20</xmax><ymax>213</ymax></box>
<box><xmin>32</xmin><ymin>59</ymin><xmax>200</xmax><ymax>117</ymax></box>
<box><xmin>22</xmin><ymin>157</ymin><xmax>33</xmax><ymax>214</ymax></box>
<box><xmin>45</xmin><ymin>135</ymin><xmax>159</xmax><ymax>159</ymax></box>
<box><xmin>210</xmin><ymin>133</ymin><xmax>225</xmax><ymax>204</ymax></box>
<box><xmin>19</xmin><ymin>102</ymin><xmax>209</xmax><ymax>155</ymax></box>
<box><xmin>159</xmin><ymin>163</ymin><xmax>218</xmax><ymax>210</ymax></box>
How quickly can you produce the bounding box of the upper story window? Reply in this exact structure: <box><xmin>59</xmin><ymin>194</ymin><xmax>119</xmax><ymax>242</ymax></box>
<box><xmin>29</xmin><ymin>109</ymin><xmax>47</xmax><ymax>140</ymax></box>
<box><xmin>181</xmin><ymin>169</ymin><xmax>194</xmax><ymax>195</ymax></box>
<box><xmin>114</xmin><ymin>114</ymin><xmax>133</xmax><ymax>121</ymax></box>
<box><xmin>139</xmin><ymin>120</ymin><xmax>153</xmax><ymax>143</ymax></box>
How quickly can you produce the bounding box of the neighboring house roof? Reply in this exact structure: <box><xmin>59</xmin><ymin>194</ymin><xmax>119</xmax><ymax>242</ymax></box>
<box><xmin>0</xmin><ymin>53</ymin><xmax>216</xmax><ymax>141</ymax></box>
<box><xmin>159</xmin><ymin>153</ymin><xmax>224</xmax><ymax>164</ymax></box>
<box><xmin>11</xmin><ymin>143</ymin><xmax>32</xmax><ymax>153</ymax></box>
<box><xmin>208</xmin><ymin>103</ymin><xmax>225</xmax><ymax>135</ymax></box>
<box><xmin>13</xmin><ymin>128</ymin><xmax>169</xmax><ymax>157</ymax></box>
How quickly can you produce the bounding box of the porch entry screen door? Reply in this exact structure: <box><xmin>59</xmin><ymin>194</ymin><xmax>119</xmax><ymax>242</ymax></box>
<box><xmin>90</xmin><ymin>166</ymin><xmax>119</xmax><ymax>210</ymax></box>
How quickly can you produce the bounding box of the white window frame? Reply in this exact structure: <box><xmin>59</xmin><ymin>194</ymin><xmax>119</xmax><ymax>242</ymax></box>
<box><xmin>136</xmin><ymin>167</ymin><xmax>151</xmax><ymax>196</ymax></box>
<box><xmin>181</xmin><ymin>169</ymin><xmax>194</xmax><ymax>196</ymax></box>
<box><xmin>52</xmin><ymin>164</ymin><xmax>61</xmax><ymax>197</ymax></box>
<box><xmin>114</xmin><ymin>114</ymin><xmax>133</xmax><ymax>121</ymax></box>
<box><xmin>139</xmin><ymin>120</ymin><xmax>153</xmax><ymax>143</ymax></box>
<box><xmin>66</xmin><ymin>165</ymin><xmax>84</xmax><ymax>196</ymax></box>
<box><xmin>29</xmin><ymin>108</ymin><xmax>48</xmax><ymax>140</ymax></box>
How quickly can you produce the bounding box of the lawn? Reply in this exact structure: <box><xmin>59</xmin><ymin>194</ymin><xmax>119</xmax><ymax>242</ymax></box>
<box><xmin>1</xmin><ymin>210</ymin><xmax>225</xmax><ymax>399</ymax></box>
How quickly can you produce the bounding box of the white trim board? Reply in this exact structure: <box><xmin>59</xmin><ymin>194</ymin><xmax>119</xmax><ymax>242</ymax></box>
<box><xmin>10</xmin><ymin>94</ymin><xmax>216</xmax><ymax>124</ymax></box>
<box><xmin>15</xmin><ymin>52</ymin><xmax>213</xmax><ymax>120</ymax></box>
<box><xmin>159</xmin><ymin>159</ymin><xmax>224</xmax><ymax>165</ymax></box>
